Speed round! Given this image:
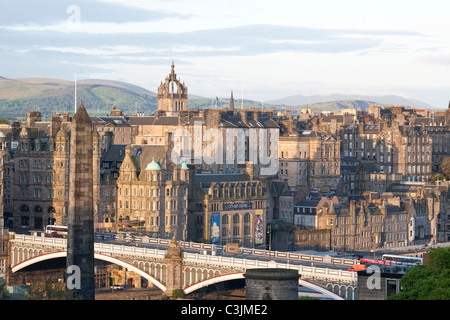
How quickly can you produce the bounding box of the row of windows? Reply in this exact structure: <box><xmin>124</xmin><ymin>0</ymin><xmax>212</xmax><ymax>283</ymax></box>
<box><xmin>221</xmin><ymin>225</ymin><xmax>252</xmax><ymax>237</ymax></box>
<box><xmin>118</xmin><ymin>186</ymin><xmax>187</xmax><ymax>198</ymax></box>
<box><xmin>118</xmin><ymin>200</ymin><xmax>188</xmax><ymax>211</ymax></box>
<box><xmin>99</xmin><ymin>126</ymin><xmax>133</xmax><ymax>132</ymax></box>
<box><xmin>18</xmin><ymin>173</ymin><xmax>64</xmax><ymax>183</ymax></box>
<box><xmin>221</xmin><ymin>213</ymin><xmax>253</xmax><ymax>225</ymax></box>
<box><xmin>17</xmin><ymin>159</ymin><xmax>65</xmax><ymax>169</ymax></box>
<box><xmin>119</xmin><ymin>187</ymin><xmax>161</xmax><ymax>197</ymax></box>
<box><xmin>147</xmin><ymin>215</ymin><xmax>179</xmax><ymax>227</ymax></box>
<box><xmin>18</xmin><ymin>188</ymin><xmax>64</xmax><ymax>198</ymax></box>
<box><xmin>120</xmin><ymin>172</ymin><xmax>185</xmax><ymax>182</ymax></box>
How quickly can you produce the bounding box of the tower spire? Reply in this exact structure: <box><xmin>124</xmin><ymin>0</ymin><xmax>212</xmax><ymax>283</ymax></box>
<box><xmin>229</xmin><ymin>90</ymin><xmax>235</xmax><ymax>111</ymax></box>
<box><xmin>171</xmin><ymin>59</ymin><xmax>175</xmax><ymax>76</ymax></box>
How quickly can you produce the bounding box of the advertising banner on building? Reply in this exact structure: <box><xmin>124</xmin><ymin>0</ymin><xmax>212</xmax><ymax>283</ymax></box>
<box><xmin>223</xmin><ymin>202</ymin><xmax>252</xmax><ymax>211</ymax></box>
<box><xmin>255</xmin><ymin>210</ymin><xmax>264</xmax><ymax>245</ymax></box>
<box><xmin>211</xmin><ymin>212</ymin><xmax>220</xmax><ymax>245</ymax></box>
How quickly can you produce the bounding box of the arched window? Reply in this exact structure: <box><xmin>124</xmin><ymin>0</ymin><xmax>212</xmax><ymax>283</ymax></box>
<box><xmin>34</xmin><ymin>206</ymin><xmax>42</xmax><ymax>213</ymax></box>
<box><xmin>222</xmin><ymin>214</ymin><xmax>229</xmax><ymax>225</ymax></box>
<box><xmin>21</xmin><ymin>205</ymin><xmax>29</xmax><ymax>212</ymax></box>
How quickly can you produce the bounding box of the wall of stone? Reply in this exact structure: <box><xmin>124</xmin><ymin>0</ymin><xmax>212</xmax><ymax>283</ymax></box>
<box><xmin>244</xmin><ymin>268</ymin><xmax>299</xmax><ymax>300</ymax></box>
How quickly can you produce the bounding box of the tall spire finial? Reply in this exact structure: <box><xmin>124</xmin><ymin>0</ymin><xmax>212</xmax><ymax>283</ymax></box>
<box><xmin>171</xmin><ymin>60</ymin><xmax>175</xmax><ymax>74</ymax></box>
<box><xmin>229</xmin><ymin>90</ymin><xmax>235</xmax><ymax>111</ymax></box>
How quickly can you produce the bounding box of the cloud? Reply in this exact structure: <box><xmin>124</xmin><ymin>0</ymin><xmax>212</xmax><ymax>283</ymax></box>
<box><xmin>0</xmin><ymin>21</ymin><xmax>430</xmax><ymax>87</ymax></box>
<box><xmin>0</xmin><ymin>0</ymin><xmax>190</xmax><ymax>25</ymax></box>
<box><xmin>4</xmin><ymin>24</ymin><xmax>422</xmax><ymax>58</ymax></box>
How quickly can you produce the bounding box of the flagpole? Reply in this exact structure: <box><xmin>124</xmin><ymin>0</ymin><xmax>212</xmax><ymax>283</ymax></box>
<box><xmin>241</xmin><ymin>86</ymin><xmax>244</xmax><ymax>110</ymax></box>
<box><xmin>74</xmin><ymin>73</ymin><xmax>77</xmax><ymax>113</ymax></box>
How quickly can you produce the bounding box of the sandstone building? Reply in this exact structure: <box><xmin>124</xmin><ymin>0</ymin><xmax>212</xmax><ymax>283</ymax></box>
<box><xmin>188</xmin><ymin>170</ymin><xmax>267</xmax><ymax>247</ymax></box>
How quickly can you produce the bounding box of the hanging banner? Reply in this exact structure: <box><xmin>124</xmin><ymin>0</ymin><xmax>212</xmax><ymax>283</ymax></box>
<box><xmin>255</xmin><ymin>210</ymin><xmax>264</xmax><ymax>245</ymax></box>
<box><xmin>223</xmin><ymin>202</ymin><xmax>252</xmax><ymax>211</ymax></box>
<box><xmin>211</xmin><ymin>212</ymin><xmax>220</xmax><ymax>245</ymax></box>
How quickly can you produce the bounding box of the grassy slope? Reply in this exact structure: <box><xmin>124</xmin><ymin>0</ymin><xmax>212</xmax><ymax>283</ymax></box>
<box><xmin>0</xmin><ymin>78</ymin><xmax>158</xmax><ymax>119</ymax></box>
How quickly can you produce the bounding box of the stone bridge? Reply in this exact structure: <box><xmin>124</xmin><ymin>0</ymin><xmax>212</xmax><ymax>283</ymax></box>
<box><xmin>10</xmin><ymin>234</ymin><xmax>358</xmax><ymax>300</ymax></box>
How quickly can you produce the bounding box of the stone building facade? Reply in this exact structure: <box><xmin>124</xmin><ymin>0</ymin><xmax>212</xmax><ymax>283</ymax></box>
<box><xmin>0</xmin><ymin>110</ymin><xmax>102</xmax><ymax>231</ymax></box>
<box><xmin>115</xmin><ymin>143</ymin><xmax>190</xmax><ymax>240</ymax></box>
<box><xmin>90</xmin><ymin>108</ymin><xmax>135</xmax><ymax>148</ymax></box>
<box><xmin>339</xmin><ymin>119</ymin><xmax>433</xmax><ymax>194</ymax></box>
<box><xmin>189</xmin><ymin>172</ymin><xmax>267</xmax><ymax>247</ymax></box>
<box><xmin>278</xmin><ymin>129</ymin><xmax>340</xmax><ymax>190</ymax></box>
<box><xmin>294</xmin><ymin>182</ymin><xmax>449</xmax><ymax>251</ymax></box>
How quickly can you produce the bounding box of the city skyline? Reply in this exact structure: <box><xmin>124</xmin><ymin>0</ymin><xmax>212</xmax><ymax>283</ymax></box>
<box><xmin>1</xmin><ymin>0</ymin><xmax>450</xmax><ymax>108</ymax></box>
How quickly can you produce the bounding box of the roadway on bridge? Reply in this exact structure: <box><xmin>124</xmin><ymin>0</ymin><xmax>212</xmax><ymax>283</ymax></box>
<box><xmin>95</xmin><ymin>236</ymin><xmax>352</xmax><ymax>271</ymax></box>
<box><xmin>11</xmin><ymin>228</ymin><xmax>353</xmax><ymax>271</ymax></box>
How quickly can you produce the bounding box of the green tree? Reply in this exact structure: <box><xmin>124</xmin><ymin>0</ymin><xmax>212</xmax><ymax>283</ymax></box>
<box><xmin>28</xmin><ymin>280</ymin><xmax>83</xmax><ymax>300</ymax></box>
<box><xmin>388</xmin><ymin>247</ymin><xmax>450</xmax><ymax>300</ymax></box>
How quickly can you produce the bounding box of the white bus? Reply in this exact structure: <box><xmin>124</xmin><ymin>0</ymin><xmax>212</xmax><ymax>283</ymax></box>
<box><xmin>45</xmin><ymin>225</ymin><xmax>68</xmax><ymax>238</ymax></box>
<box><xmin>382</xmin><ymin>254</ymin><xmax>423</xmax><ymax>266</ymax></box>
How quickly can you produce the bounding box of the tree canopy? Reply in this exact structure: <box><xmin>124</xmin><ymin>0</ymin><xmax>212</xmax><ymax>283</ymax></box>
<box><xmin>388</xmin><ymin>247</ymin><xmax>450</xmax><ymax>300</ymax></box>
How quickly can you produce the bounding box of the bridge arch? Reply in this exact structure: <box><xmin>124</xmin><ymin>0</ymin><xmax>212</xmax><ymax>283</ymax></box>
<box><xmin>183</xmin><ymin>272</ymin><xmax>345</xmax><ymax>300</ymax></box>
<box><xmin>11</xmin><ymin>251</ymin><xmax>167</xmax><ymax>293</ymax></box>
<box><xmin>183</xmin><ymin>266</ymin><xmax>221</xmax><ymax>287</ymax></box>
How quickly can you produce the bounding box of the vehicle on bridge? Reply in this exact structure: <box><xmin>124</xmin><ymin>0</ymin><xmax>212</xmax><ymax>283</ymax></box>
<box><xmin>381</xmin><ymin>254</ymin><xmax>423</xmax><ymax>266</ymax></box>
<box><xmin>347</xmin><ymin>264</ymin><xmax>366</xmax><ymax>272</ymax></box>
<box><xmin>45</xmin><ymin>225</ymin><xmax>67</xmax><ymax>238</ymax></box>
<box><xmin>348</xmin><ymin>254</ymin><xmax>423</xmax><ymax>271</ymax></box>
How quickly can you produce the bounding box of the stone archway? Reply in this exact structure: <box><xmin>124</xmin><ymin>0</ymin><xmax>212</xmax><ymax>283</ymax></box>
<box><xmin>11</xmin><ymin>251</ymin><xmax>167</xmax><ymax>292</ymax></box>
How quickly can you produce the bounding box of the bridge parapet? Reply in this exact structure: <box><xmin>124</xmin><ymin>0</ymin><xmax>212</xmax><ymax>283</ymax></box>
<box><xmin>183</xmin><ymin>252</ymin><xmax>356</xmax><ymax>284</ymax></box>
<box><xmin>10</xmin><ymin>234</ymin><xmax>357</xmax><ymax>286</ymax></box>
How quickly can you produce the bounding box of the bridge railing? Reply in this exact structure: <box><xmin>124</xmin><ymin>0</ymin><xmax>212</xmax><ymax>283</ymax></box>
<box><xmin>11</xmin><ymin>234</ymin><xmax>356</xmax><ymax>283</ymax></box>
<box><xmin>12</xmin><ymin>234</ymin><xmax>357</xmax><ymax>268</ymax></box>
<box><xmin>182</xmin><ymin>251</ymin><xmax>357</xmax><ymax>283</ymax></box>
<box><xmin>139</xmin><ymin>237</ymin><xmax>357</xmax><ymax>266</ymax></box>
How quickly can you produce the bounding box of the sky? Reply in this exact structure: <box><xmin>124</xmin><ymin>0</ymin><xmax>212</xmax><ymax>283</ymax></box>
<box><xmin>1</xmin><ymin>0</ymin><xmax>450</xmax><ymax>108</ymax></box>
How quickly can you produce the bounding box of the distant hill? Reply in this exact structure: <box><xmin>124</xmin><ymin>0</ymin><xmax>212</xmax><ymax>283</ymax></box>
<box><xmin>77</xmin><ymin>79</ymin><xmax>154</xmax><ymax>95</ymax></box>
<box><xmin>273</xmin><ymin>100</ymin><xmax>376</xmax><ymax>114</ymax></box>
<box><xmin>0</xmin><ymin>76</ymin><xmax>436</xmax><ymax>121</ymax></box>
<box><xmin>0</xmin><ymin>77</ymin><xmax>158</xmax><ymax>120</ymax></box>
<box><xmin>267</xmin><ymin>94</ymin><xmax>432</xmax><ymax>110</ymax></box>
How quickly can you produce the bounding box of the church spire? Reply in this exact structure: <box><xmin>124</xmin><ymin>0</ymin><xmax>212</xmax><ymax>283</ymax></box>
<box><xmin>170</xmin><ymin>59</ymin><xmax>175</xmax><ymax>78</ymax></box>
<box><xmin>229</xmin><ymin>90</ymin><xmax>235</xmax><ymax>111</ymax></box>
